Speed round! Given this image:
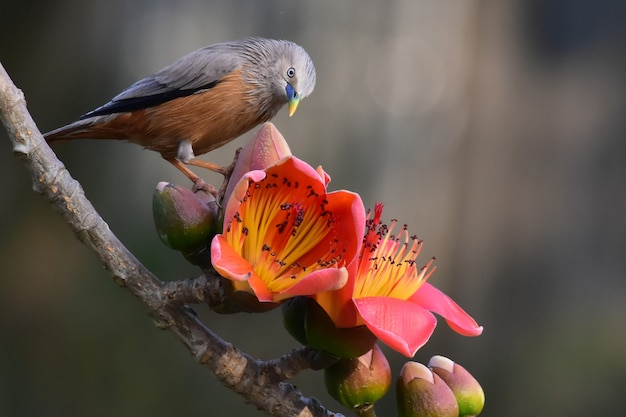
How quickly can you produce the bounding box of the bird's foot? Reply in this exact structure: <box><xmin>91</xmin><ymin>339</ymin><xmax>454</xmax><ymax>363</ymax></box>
<box><xmin>191</xmin><ymin>179</ymin><xmax>218</xmax><ymax>197</ymax></box>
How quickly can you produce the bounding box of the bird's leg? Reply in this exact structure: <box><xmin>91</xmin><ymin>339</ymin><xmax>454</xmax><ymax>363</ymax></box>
<box><xmin>176</xmin><ymin>138</ymin><xmax>230</xmax><ymax>176</ymax></box>
<box><xmin>168</xmin><ymin>139</ymin><xmax>223</xmax><ymax>194</ymax></box>
<box><xmin>164</xmin><ymin>157</ymin><xmax>218</xmax><ymax>195</ymax></box>
<box><xmin>185</xmin><ymin>158</ymin><xmax>230</xmax><ymax>176</ymax></box>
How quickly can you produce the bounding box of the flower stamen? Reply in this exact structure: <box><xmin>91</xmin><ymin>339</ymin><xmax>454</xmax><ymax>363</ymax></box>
<box><xmin>353</xmin><ymin>203</ymin><xmax>435</xmax><ymax>301</ymax></box>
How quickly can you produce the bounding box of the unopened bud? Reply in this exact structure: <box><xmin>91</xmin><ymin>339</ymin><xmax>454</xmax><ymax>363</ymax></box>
<box><xmin>324</xmin><ymin>344</ymin><xmax>391</xmax><ymax>412</ymax></box>
<box><xmin>429</xmin><ymin>356</ymin><xmax>485</xmax><ymax>416</ymax></box>
<box><xmin>223</xmin><ymin>122</ymin><xmax>292</xmax><ymax>203</ymax></box>
<box><xmin>152</xmin><ymin>183</ymin><xmax>219</xmax><ymax>255</ymax></box>
<box><xmin>397</xmin><ymin>361</ymin><xmax>458</xmax><ymax>417</ymax></box>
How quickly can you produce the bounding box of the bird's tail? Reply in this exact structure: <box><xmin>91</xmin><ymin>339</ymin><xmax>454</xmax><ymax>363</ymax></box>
<box><xmin>44</xmin><ymin>115</ymin><xmax>128</xmax><ymax>145</ymax></box>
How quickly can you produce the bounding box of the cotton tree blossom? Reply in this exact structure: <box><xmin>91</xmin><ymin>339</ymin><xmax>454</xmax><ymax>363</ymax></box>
<box><xmin>211</xmin><ymin>156</ymin><xmax>366</xmax><ymax>303</ymax></box>
<box><xmin>314</xmin><ymin>203</ymin><xmax>483</xmax><ymax>357</ymax></box>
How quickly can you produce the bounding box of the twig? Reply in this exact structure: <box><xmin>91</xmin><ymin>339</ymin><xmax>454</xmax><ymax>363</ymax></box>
<box><xmin>0</xmin><ymin>62</ymin><xmax>342</xmax><ymax>417</ymax></box>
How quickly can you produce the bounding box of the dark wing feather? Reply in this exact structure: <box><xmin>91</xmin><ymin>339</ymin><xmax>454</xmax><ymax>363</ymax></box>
<box><xmin>80</xmin><ymin>42</ymin><xmax>246</xmax><ymax>119</ymax></box>
<box><xmin>80</xmin><ymin>80</ymin><xmax>219</xmax><ymax>118</ymax></box>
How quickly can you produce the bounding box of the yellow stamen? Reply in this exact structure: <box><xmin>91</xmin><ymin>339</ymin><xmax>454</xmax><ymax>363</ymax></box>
<box><xmin>353</xmin><ymin>217</ymin><xmax>435</xmax><ymax>300</ymax></box>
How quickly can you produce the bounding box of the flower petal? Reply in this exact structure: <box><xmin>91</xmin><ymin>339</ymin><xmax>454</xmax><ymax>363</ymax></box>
<box><xmin>211</xmin><ymin>235</ymin><xmax>275</xmax><ymax>301</ymax></box>
<box><xmin>316</xmin><ymin>165</ymin><xmax>331</xmax><ymax>185</ymax></box>
<box><xmin>223</xmin><ymin>123</ymin><xmax>292</xmax><ymax>204</ymax></box>
<box><xmin>223</xmin><ymin>169</ymin><xmax>267</xmax><ymax>224</ymax></box>
<box><xmin>210</xmin><ymin>234</ymin><xmax>253</xmax><ymax>281</ymax></box>
<box><xmin>215</xmin><ymin>153</ymin><xmax>367</xmax><ymax>304</ymax></box>
<box><xmin>354</xmin><ymin>297</ymin><xmax>437</xmax><ymax>357</ymax></box>
<box><xmin>326</xmin><ymin>190</ymin><xmax>366</xmax><ymax>263</ymax></box>
<box><xmin>313</xmin><ymin>260</ymin><xmax>361</xmax><ymax>328</ymax></box>
<box><xmin>410</xmin><ymin>282</ymin><xmax>483</xmax><ymax>336</ymax></box>
<box><xmin>246</xmin><ymin>270</ymin><xmax>275</xmax><ymax>302</ymax></box>
<box><xmin>280</xmin><ymin>267</ymin><xmax>348</xmax><ymax>300</ymax></box>
<box><xmin>291</xmin><ymin>190</ymin><xmax>365</xmax><ymax>273</ymax></box>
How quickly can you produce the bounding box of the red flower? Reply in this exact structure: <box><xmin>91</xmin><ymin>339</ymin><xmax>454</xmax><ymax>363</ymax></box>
<box><xmin>314</xmin><ymin>203</ymin><xmax>482</xmax><ymax>357</ymax></box>
<box><xmin>211</xmin><ymin>156</ymin><xmax>366</xmax><ymax>303</ymax></box>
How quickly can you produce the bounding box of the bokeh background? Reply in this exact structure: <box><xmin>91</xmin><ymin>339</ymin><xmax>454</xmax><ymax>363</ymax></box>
<box><xmin>2</xmin><ymin>1</ymin><xmax>626</xmax><ymax>416</ymax></box>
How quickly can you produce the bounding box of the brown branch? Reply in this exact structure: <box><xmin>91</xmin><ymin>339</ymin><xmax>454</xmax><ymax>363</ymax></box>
<box><xmin>0</xmin><ymin>62</ymin><xmax>342</xmax><ymax>417</ymax></box>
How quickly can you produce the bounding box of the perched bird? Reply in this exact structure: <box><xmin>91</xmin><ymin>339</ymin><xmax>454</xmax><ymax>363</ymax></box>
<box><xmin>45</xmin><ymin>37</ymin><xmax>316</xmax><ymax>191</ymax></box>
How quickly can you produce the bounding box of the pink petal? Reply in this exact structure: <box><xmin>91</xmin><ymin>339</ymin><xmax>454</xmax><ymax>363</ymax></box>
<box><xmin>315</xmin><ymin>165</ymin><xmax>331</xmax><ymax>185</ymax></box>
<box><xmin>223</xmin><ymin>122</ymin><xmax>291</xmax><ymax>204</ymax></box>
<box><xmin>280</xmin><ymin>267</ymin><xmax>348</xmax><ymax>300</ymax></box>
<box><xmin>222</xmin><ymin>169</ymin><xmax>267</xmax><ymax>224</ymax></box>
<box><xmin>410</xmin><ymin>282</ymin><xmax>483</xmax><ymax>336</ymax></box>
<box><xmin>326</xmin><ymin>190</ymin><xmax>366</xmax><ymax>263</ymax></box>
<box><xmin>239</xmin><ymin>123</ymin><xmax>292</xmax><ymax>173</ymax></box>
<box><xmin>354</xmin><ymin>297</ymin><xmax>437</xmax><ymax>357</ymax></box>
<box><xmin>210</xmin><ymin>235</ymin><xmax>253</xmax><ymax>281</ymax></box>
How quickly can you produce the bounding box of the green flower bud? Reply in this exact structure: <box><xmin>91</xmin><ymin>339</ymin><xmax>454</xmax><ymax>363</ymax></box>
<box><xmin>152</xmin><ymin>182</ymin><xmax>219</xmax><ymax>254</ymax></box>
<box><xmin>429</xmin><ymin>356</ymin><xmax>485</xmax><ymax>417</ymax></box>
<box><xmin>282</xmin><ymin>297</ymin><xmax>378</xmax><ymax>359</ymax></box>
<box><xmin>324</xmin><ymin>344</ymin><xmax>391</xmax><ymax>413</ymax></box>
<box><xmin>281</xmin><ymin>296</ymin><xmax>310</xmax><ymax>345</ymax></box>
<box><xmin>397</xmin><ymin>361</ymin><xmax>459</xmax><ymax>417</ymax></box>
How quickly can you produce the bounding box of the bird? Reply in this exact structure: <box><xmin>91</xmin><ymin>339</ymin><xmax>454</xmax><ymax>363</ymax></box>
<box><xmin>44</xmin><ymin>37</ymin><xmax>316</xmax><ymax>192</ymax></box>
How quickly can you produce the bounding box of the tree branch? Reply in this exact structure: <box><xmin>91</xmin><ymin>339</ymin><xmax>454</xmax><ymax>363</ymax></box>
<box><xmin>0</xmin><ymin>62</ymin><xmax>342</xmax><ymax>417</ymax></box>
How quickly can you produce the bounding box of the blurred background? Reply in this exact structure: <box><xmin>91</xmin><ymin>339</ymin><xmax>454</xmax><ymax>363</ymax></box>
<box><xmin>2</xmin><ymin>0</ymin><xmax>626</xmax><ymax>416</ymax></box>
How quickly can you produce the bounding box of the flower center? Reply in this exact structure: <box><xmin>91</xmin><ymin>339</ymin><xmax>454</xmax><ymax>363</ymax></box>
<box><xmin>353</xmin><ymin>204</ymin><xmax>435</xmax><ymax>300</ymax></box>
<box><xmin>225</xmin><ymin>174</ymin><xmax>345</xmax><ymax>293</ymax></box>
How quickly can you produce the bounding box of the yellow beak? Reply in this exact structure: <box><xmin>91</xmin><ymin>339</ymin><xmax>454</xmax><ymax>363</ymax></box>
<box><xmin>288</xmin><ymin>96</ymin><xmax>301</xmax><ymax>117</ymax></box>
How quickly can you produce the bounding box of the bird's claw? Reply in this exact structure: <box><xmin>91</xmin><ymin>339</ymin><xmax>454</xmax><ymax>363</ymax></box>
<box><xmin>192</xmin><ymin>179</ymin><xmax>218</xmax><ymax>197</ymax></box>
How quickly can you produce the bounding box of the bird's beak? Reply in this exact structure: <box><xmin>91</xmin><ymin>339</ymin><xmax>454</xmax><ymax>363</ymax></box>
<box><xmin>285</xmin><ymin>83</ymin><xmax>300</xmax><ymax>117</ymax></box>
<box><xmin>288</xmin><ymin>95</ymin><xmax>301</xmax><ymax>117</ymax></box>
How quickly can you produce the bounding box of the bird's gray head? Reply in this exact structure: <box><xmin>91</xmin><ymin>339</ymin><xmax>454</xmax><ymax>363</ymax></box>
<box><xmin>242</xmin><ymin>38</ymin><xmax>316</xmax><ymax>117</ymax></box>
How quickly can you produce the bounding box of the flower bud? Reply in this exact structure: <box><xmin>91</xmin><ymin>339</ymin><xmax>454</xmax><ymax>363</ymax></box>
<box><xmin>324</xmin><ymin>344</ymin><xmax>391</xmax><ymax>412</ymax></box>
<box><xmin>397</xmin><ymin>361</ymin><xmax>458</xmax><ymax>417</ymax></box>
<box><xmin>223</xmin><ymin>122</ymin><xmax>292</xmax><ymax>203</ymax></box>
<box><xmin>152</xmin><ymin>182</ymin><xmax>219</xmax><ymax>254</ymax></box>
<box><xmin>282</xmin><ymin>297</ymin><xmax>378</xmax><ymax>359</ymax></box>
<box><xmin>429</xmin><ymin>356</ymin><xmax>485</xmax><ymax>416</ymax></box>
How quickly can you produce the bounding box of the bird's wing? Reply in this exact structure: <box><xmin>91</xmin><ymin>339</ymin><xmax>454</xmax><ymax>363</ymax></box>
<box><xmin>81</xmin><ymin>43</ymin><xmax>246</xmax><ymax>119</ymax></box>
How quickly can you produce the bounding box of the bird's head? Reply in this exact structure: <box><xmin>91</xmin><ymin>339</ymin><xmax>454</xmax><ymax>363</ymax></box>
<box><xmin>248</xmin><ymin>39</ymin><xmax>316</xmax><ymax>117</ymax></box>
<box><xmin>241</xmin><ymin>38</ymin><xmax>316</xmax><ymax>117</ymax></box>
<box><xmin>279</xmin><ymin>42</ymin><xmax>316</xmax><ymax>117</ymax></box>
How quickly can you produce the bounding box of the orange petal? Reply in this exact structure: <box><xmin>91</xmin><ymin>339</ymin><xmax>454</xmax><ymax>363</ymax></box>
<box><xmin>210</xmin><ymin>234</ymin><xmax>253</xmax><ymax>281</ymax></box>
<box><xmin>246</xmin><ymin>270</ymin><xmax>275</xmax><ymax>302</ymax></box>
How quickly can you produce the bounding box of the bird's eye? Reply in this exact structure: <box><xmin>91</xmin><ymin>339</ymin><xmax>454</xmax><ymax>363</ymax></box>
<box><xmin>286</xmin><ymin>67</ymin><xmax>296</xmax><ymax>78</ymax></box>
